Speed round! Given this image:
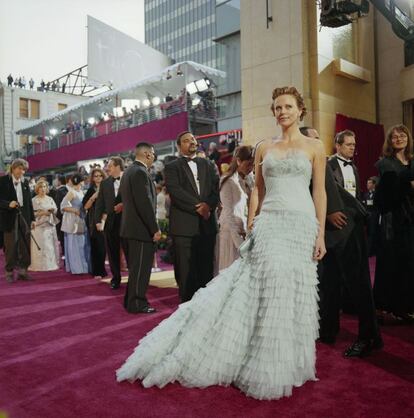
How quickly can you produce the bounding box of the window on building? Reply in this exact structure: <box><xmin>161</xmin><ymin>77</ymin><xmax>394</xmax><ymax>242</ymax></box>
<box><xmin>58</xmin><ymin>103</ymin><xmax>68</xmax><ymax>111</ymax></box>
<box><xmin>19</xmin><ymin>98</ymin><xmax>29</xmax><ymax>118</ymax></box>
<box><xmin>31</xmin><ymin>100</ymin><xmax>40</xmax><ymax>119</ymax></box>
<box><xmin>19</xmin><ymin>98</ymin><xmax>40</xmax><ymax>119</ymax></box>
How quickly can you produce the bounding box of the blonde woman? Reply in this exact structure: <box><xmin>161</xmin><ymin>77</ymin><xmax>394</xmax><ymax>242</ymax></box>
<box><xmin>29</xmin><ymin>180</ymin><xmax>60</xmax><ymax>271</ymax></box>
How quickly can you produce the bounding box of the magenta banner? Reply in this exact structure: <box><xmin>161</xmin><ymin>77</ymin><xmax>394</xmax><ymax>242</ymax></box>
<box><xmin>27</xmin><ymin>112</ymin><xmax>188</xmax><ymax>172</ymax></box>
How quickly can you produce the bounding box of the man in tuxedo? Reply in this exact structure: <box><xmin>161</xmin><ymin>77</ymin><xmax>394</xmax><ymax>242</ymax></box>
<box><xmin>95</xmin><ymin>157</ymin><xmax>127</xmax><ymax>290</ymax></box>
<box><xmin>52</xmin><ymin>174</ymin><xmax>68</xmax><ymax>257</ymax></box>
<box><xmin>325</xmin><ymin>130</ymin><xmax>382</xmax><ymax>357</ymax></box>
<box><xmin>119</xmin><ymin>142</ymin><xmax>160</xmax><ymax>313</ymax></box>
<box><xmin>0</xmin><ymin>159</ymin><xmax>35</xmax><ymax>282</ymax></box>
<box><xmin>165</xmin><ymin>131</ymin><xmax>220</xmax><ymax>302</ymax></box>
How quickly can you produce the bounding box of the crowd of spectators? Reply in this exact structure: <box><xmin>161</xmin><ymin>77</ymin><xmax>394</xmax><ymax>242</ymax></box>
<box><xmin>6</xmin><ymin>73</ymin><xmax>66</xmax><ymax>93</ymax></box>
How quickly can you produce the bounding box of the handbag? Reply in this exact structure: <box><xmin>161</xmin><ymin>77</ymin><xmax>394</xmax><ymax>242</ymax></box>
<box><xmin>73</xmin><ymin>217</ymin><xmax>85</xmax><ymax>234</ymax></box>
<box><xmin>239</xmin><ymin>233</ymin><xmax>254</xmax><ymax>258</ymax></box>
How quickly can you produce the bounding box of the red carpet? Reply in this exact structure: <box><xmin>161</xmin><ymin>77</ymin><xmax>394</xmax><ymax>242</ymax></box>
<box><xmin>0</xmin><ymin>256</ymin><xmax>413</xmax><ymax>418</ymax></box>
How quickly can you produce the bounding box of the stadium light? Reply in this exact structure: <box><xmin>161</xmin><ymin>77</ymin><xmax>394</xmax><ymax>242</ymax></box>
<box><xmin>186</xmin><ymin>82</ymin><xmax>198</xmax><ymax>95</ymax></box>
<box><xmin>151</xmin><ymin>96</ymin><xmax>161</xmax><ymax>106</ymax></box>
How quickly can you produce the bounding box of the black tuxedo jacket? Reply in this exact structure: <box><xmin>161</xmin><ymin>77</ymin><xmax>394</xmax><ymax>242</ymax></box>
<box><xmin>328</xmin><ymin>155</ymin><xmax>361</xmax><ymax>200</ymax></box>
<box><xmin>165</xmin><ymin>156</ymin><xmax>220</xmax><ymax>237</ymax></box>
<box><xmin>53</xmin><ymin>185</ymin><xmax>68</xmax><ymax>220</ymax></box>
<box><xmin>327</xmin><ymin>156</ymin><xmax>367</xmax><ymax>230</ymax></box>
<box><xmin>95</xmin><ymin>176</ymin><xmax>121</xmax><ymax>230</ymax></box>
<box><xmin>119</xmin><ymin>161</ymin><xmax>158</xmax><ymax>242</ymax></box>
<box><xmin>0</xmin><ymin>175</ymin><xmax>35</xmax><ymax>232</ymax></box>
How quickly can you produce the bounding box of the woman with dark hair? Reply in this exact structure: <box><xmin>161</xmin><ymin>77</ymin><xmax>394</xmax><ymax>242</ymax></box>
<box><xmin>217</xmin><ymin>145</ymin><xmax>254</xmax><ymax>271</ymax></box>
<box><xmin>374</xmin><ymin>124</ymin><xmax>414</xmax><ymax>323</ymax></box>
<box><xmin>83</xmin><ymin>168</ymin><xmax>107</xmax><ymax>278</ymax></box>
<box><xmin>61</xmin><ymin>173</ymin><xmax>90</xmax><ymax>275</ymax></box>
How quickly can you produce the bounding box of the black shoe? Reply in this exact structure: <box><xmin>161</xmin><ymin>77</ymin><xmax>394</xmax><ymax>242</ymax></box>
<box><xmin>110</xmin><ymin>282</ymin><xmax>121</xmax><ymax>289</ymax></box>
<box><xmin>17</xmin><ymin>271</ymin><xmax>33</xmax><ymax>281</ymax></box>
<box><xmin>343</xmin><ymin>337</ymin><xmax>383</xmax><ymax>358</ymax></box>
<box><xmin>137</xmin><ymin>306</ymin><xmax>156</xmax><ymax>314</ymax></box>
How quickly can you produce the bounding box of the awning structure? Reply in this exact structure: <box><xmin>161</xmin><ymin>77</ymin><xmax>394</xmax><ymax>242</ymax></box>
<box><xmin>16</xmin><ymin>61</ymin><xmax>225</xmax><ymax>136</ymax></box>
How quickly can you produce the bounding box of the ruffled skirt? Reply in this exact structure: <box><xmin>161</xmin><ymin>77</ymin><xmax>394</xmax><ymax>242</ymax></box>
<box><xmin>116</xmin><ymin>209</ymin><xmax>319</xmax><ymax>400</ymax></box>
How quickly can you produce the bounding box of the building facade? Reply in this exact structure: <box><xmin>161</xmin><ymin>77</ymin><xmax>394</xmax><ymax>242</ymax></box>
<box><xmin>145</xmin><ymin>0</ymin><xmax>217</xmax><ymax>67</ymax></box>
<box><xmin>0</xmin><ymin>84</ymin><xmax>87</xmax><ymax>170</ymax></box>
<box><xmin>145</xmin><ymin>0</ymin><xmax>242</xmax><ymax>131</ymax></box>
<box><xmin>240</xmin><ymin>0</ymin><xmax>414</xmax><ymax>149</ymax></box>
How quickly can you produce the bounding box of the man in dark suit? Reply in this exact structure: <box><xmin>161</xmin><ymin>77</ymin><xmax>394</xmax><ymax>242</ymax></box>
<box><xmin>119</xmin><ymin>143</ymin><xmax>160</xmax><ymax>313</ymax></box>
<box><xmin>325</xmin><ymin>130</ymin><xmax>382</xmax><ymax>357</ymax></box>
<box><xmin>95</xmin><ymin>156</ymin><xmax>127</xmax><ymax>290</ymax></box>
<box><xmin>165</xmin><ymin>131</ymin><xmax>220</xmax><ymax>302</ymax></box>
<box><xmin>0</xmin><ymin>159</ymin><xmax>35</xmax><ymax>282</ymax></box>
<box><xmin>52</xmin><ymin>174</ymin><xmax>68</xmax><ymax>257</ymax></box>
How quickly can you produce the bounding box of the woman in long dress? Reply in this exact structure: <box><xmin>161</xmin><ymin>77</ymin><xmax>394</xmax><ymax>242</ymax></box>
<box><xmin>83</xmin><ymin>168</ymin><xmax>107</xmax><ymax>279</ymax></box>
<box><xmin>373</xmin><ymin>124</ymin><xmax>414</xmax><ymax>322</ymax></box>
<box><xmin>61</xmin><ymin>173</ymin><xmax>90</xmax><ymax>275</ymax></box>
<box><xmin>116</xmin><ymin>86</ymin><xmax>327</xmax><ymax>400</ymax></box>
<box><xmin>29</xmin><ymin>180</ymin><xmax>60</xmax><ymax>271</ymax></box>
<box><xmin>217</xmin><ymin>145</ymin><xmax>254</xmax><ymax>271</ymax></box>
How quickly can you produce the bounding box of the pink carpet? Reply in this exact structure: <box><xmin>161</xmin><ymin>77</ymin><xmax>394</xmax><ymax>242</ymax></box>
<box><xmin>0</xmin><ymin>255</ymin><xmax>413</xmax><ymax>418</ymax></box>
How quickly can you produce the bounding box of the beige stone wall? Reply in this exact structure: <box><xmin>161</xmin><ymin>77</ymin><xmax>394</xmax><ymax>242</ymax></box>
<box><xmin>240</xmin><ymin>1</ymin><xmax>377</xmax><ymax>152</ymax></box>
<box><xmin>240</xmin><ymin>0</ymin><xmax>308</xmax><ymax>144</ymax></box>
<box><xmin>375</xmin><ymin>11</ymin><xmax>405</xmax><ymax>132</ymax></box>
<box><xmin>313</xmin><ymin>4</ymin><xmax>376</xmax><ymax>153</ymax></box>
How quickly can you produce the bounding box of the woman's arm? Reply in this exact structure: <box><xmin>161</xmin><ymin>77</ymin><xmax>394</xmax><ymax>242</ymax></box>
<box><xmin>247</xmin><ymin>142</ymin><xmax>267</xmax><ymax>230</ymax></box>
<box><xmin>312</xmin><ymin>141</ymin><xmax>327</xmax><ymax>260</ymax></box>
<box><xmin>61</xmin><ymin>192</ymin><xmax>80</xmax><ymax>215</ymax></box>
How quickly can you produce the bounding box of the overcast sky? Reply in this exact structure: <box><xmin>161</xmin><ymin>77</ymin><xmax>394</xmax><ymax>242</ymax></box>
<box><xmin>0</xmin><ymin>0</ymin><xmax>145</xmax><ymax>86</ymax></box>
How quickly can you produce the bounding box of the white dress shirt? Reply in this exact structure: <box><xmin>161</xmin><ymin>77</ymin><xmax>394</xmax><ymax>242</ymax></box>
<box><xmin>12</xmin><ymin>175</ymin><xmax>24</xmax><ymax>206</ymax></box>
<box><xmin>185</xmin><ymin>157</ymin><xmax>200</xmax><ymax>194</ymax></box>
<box><xmin>113</xmin><ymin>173</ymin><xmax>123</xmax><ymax>197</ymax></box>
<box><xmin>336</xmin><ymin>155</ymin><xmax>356</xmax><ymax>197</ymax></box>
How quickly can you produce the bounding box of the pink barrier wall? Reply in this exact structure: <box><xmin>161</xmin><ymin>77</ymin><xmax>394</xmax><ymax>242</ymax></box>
<box><xmin>27</xmin><ymin>113</ymin><xmax>188</xmax><ymax>172</ymax></box>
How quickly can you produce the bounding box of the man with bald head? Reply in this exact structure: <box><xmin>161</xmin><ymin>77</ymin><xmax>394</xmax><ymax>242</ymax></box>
<box><xmin>119</xmin><ymin>142</ymin><xmax>161</xmax><ymax>313</ymax></box>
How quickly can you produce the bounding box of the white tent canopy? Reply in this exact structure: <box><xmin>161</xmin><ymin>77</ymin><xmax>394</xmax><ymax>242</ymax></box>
<box><xmin>17</xmin><ymin>61</ymin><xmax>225</xmax><ymax>136</ymax></box>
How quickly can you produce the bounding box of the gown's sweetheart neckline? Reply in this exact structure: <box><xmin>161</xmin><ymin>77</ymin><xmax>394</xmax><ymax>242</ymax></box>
<box><xmin>262</xmin><ymin>149</ymin><xmax>312</xmax><ymax>167</ymax></box>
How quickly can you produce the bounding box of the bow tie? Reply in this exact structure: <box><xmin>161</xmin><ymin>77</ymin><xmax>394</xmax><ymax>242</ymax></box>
<box><xmin>14</xmin><ymin>181</ymin><xmax>20</xmax><ymax>186</ymax></box>
<box><xmin>183</xmin><ymin>156</ymin><xmax>197</xmax><ymax>162</ymax></box>
<box><xmin>337</xmin><ymin>157</ymin><xmax>353</xmax><ymax>167</ymax></box>
<box><xmin>113</xmin><ymin>177</ymin><xmax>121</xmax><ymax>181</ymax></box>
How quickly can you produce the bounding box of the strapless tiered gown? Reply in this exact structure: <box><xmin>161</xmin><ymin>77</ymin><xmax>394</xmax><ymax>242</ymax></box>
<box><xmin>117</xmin><ymin>151</ymin><xmax>320</xmax><ymax>400</ymax></box>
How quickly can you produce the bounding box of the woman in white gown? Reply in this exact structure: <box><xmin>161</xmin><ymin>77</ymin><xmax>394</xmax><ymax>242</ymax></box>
<box><xmin>29</xmin><ymin>180</ymin><xmax>60</xmax><ymax>271</ymax></box>
<box><xmin>116</xmin><ymin>86</ymin><xmax>327</xmax><ymax>400</ymax></box>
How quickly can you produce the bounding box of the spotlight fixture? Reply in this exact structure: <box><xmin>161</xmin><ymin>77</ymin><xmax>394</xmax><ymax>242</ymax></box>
<box><xmin>142</xmin><ymin>99</ymin><xmax>151</xmax><ymax>107</ymax></box>
<box><xmin>49</xmin><ymin>128</ymin><xmax>58</xmax><ymax>136</ymax></box>
<box><xmin>176</xmin><ymin>65</ymin><xmax>183</xmax><ymax>76</ymax></box>
<box><xmin>192</xmin><ymin>97</ymin><xmax>201</xmax><ymax>106</ymax></box>
<box><xmin>195</xmin><ymin>79</ymin><xmax>209</xmax><ymax>92</ymax></box>
<box><xmin>151</xmin><ymin>96</ymin><xmax>161</xmax><ymax>106</ymax></box>
<box><xmin>186</xmin><ymin>82</ymin><xmax>198</xmax><ymax>95</ymax></box>
<box><xmin>166</xmin><ymin>70</ymin><xmax>172</xmax><ymax>80</ymax></box>
<box><xmin>87</xmin><ymin>117</ymin><xmax>96</xmax><ymax>125</ymax></box>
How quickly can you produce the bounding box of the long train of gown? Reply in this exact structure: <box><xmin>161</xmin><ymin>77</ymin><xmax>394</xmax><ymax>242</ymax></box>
<box><xmin>116</xmin><ymin>152</ymin><xmax>320</xmax><ymax>400</ymax></box>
